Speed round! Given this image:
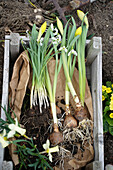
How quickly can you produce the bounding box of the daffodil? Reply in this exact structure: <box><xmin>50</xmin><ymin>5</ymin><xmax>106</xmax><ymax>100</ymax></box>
<box><xmin>37</xmin><ymin>21</ymin><xmax>47</xmax><ymax>42</ymax></box>
<box><xmin>40</xmin><ymin>139</ymin><xmax>59</xmax><ymax>162</ymax></box>
<box><xmin>102</xmin><ymin>85</ymin><xmax>106</xmax><ymax>92</ymax></box>
<box><xmin>110</xmin><ymin>100</ymin><xmax>113</xmax><ymax>110</ymax></box>
<box><xmin>106</xmin><ymin>87</ymin><xmax>112</xmax><ymax>93</ymax></box>
<box><xmin>109</xmin><ymin>113</ymin><xmax>113</xmax><ymax>118</ymax></box>
<box><xmin>7</xmin><ymin>118</ymin><xmax>26</xmax><ymax>139</ymax></box>
<box><xmin>102</xmin><ymin>95</ymin><xmax>105</xmax><ymax>101</ymax></box>
<box><xmin>0</xmin><ymin>129</ymin><xmax>10</xmax><ymax>148</ymax></box>
<box><xmin>56</xmin><ymin>17</ymin><xmax>63</xmax><ymax>35</ymax></box>
<box><xmin>75</xmin><ymin>26</ymin><xmax>82</xmax><ymax>36</ymax></box>
<box><xmin>77</xmin><ymin>10</ymin><xmax>89</xmax><ymax>28</ymax></box>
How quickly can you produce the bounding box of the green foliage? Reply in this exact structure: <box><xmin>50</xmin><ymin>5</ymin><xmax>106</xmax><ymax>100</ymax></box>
<box><xmin>13</xmin><ymin>138</ymin><xmax>53</xmax><ymax>170</ymax></box>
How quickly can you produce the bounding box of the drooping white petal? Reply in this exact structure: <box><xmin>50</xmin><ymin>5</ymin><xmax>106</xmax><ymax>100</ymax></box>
<box><xmin>7</xmin><ymin>130</ymin><xmax>15</xmax><ymax>139</ymax></box>
<box><xmin>2</xmin><ymin>129</ymin><xmax>6</xmax><ymax>137</ymax></box>
<box><xmin>51</xmin><ymin>23</ymin><xmax>54</xmax><ymax>31</ymax></box>
<box><xmin>53</xmin><ymin>28</ymin><xmax>58</xmax><ymax>36</ymax></box>
<box><xmin>48</xmin><ymin>153</ymin><xmax>52</xmax><ymax>162</ymax></box>
<box><xmin>8</xmin><ymin>124</ymin><xmax>26</xmax><ymax>136</ymax></box>
<box><xmin>0</xmin><ymin>136</ymin><xmax>9</xmax><ymax>148</ymax></box>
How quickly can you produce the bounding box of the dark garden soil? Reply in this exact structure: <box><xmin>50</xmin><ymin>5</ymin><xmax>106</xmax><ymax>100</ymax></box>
<box><xmin>0</xmin><ymin>0</ymin><xmax>113</xmax><ymax>168</ymax></box>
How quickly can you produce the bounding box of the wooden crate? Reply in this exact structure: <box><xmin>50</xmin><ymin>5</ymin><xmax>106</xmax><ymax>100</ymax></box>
<box><xmin>0</xmin><ymin>34</ymin><xmax>103</xmax><ymax>170</ymax></box>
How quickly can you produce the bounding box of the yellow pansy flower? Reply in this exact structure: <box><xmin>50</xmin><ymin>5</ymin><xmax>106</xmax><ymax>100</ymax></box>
<box><xmin>102</xmin><ymin>85</ymin><xmax>106</xmax><ymax>92</ymax></box>
<box><xmin>102</xmin><ymin>95</ymin><xmax>105</xmax><ymax>101</ymax></box>
<box><xmin>109</xmin><ymin>113</ymin><xmax>113</xmax><ymax>118</ymax></box>
<box><xmin>75</xmin><ymin>26</ymin><xmax>82</xmax><ymax>36</ymax></box>
<box><xmin>110</xmin><ymin>100</ymin><xmax>113</xmax><ymax>110</ymax></box>
<box><xmin>110</xmin><ymin>93</ymin><xmax>113</xmax><ymax>101</ymax></box>
<box><xmin>106</xmin><ymin>87</ymin><xmax>112</xmax><ymax>93</ymax></box>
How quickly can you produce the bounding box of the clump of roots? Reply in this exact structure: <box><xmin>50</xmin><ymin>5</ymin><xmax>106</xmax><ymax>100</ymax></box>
<box><xmin>63</xmin><ymin>119</ymin><xmax>93</xmax><ymax>147</ymax></box>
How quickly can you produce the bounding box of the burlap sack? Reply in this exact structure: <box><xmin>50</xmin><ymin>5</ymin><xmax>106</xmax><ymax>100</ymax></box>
<box><xmin>9</xmin><ymin>53</ymin><xmax>94</xmax><ymax>168</ymax></box>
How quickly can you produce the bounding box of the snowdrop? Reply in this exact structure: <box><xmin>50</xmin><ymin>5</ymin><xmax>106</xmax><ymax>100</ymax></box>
<box><xmin>68</xmin><ymin>49</ymin><xmax>78</xmax><ymax>56</ymax></box>
<box><xmin>59</xmin><ymin>46</ymin><xmax>68</xmax><ymax>53</ymax></box>
<box><xmin>7</xmin><ymin>118</ymin><xmax>26</xmax><ymax>139</ymax></box>
<box><xmin>0</xmin><ymin>129</ymin><xmax>10</xmax><ymax>148</ymax></box>
<box><xmin>39</xmin><ymin>37</ymin><xmax>44</xmax><ymax>46</ymax></box>
<box><xmin>40</xmin><ymin>139</ymin><xmax>59</xmax><ymax>162</ymax></box>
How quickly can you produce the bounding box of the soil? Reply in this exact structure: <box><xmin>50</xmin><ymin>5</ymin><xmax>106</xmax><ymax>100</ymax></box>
<box><xmin>0</xmin><ymin>0</ymin><xmax>113</xmax><ymax>168</ymax></box>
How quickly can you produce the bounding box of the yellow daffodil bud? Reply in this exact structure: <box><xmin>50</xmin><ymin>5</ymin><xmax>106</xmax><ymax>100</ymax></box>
<box><xmin>77</xmin><ymin>10</ymin><xmax>89</xmax><ymax>29</ymax></box>
<box><xmin>102</xmin><ymin>95</ymin><xmax>105</xmax><ymax>101</ymax></box>
<box><xmin>75</xmin><ymin>26</ymin><xmax>82</xmax><ymax>36</ymax></box>
<box><xmin>56</xmin><ymin>17</ymin><xmax>63</xmax><ymax>36</ymax></box>
<box><xmin>106</xmin><ymin>87</ymin><xmax>112</xmax><ymax>93</ymax></box>
<box><xmin>102</xmin><ymin>85</ymin><xmax>106</xmax><ymax>92</ymax></box>
<box><xmin>109</xmin><ymin>113</ymin><xmax>113</xmax><ymax>118</ymax></box>
<box><xmin>37</xmin><ymin>21</ymin><xmax>47</xmax><ymax>42</ymax></box>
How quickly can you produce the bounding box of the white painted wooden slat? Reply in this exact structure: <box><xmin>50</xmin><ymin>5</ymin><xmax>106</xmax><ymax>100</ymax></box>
<box><xmin>90</xmin><ymin>37</ymin><xmax>104</xmax><ymax>170</ymax></box>
<box><xmin>0</xmin><ymin>39</ymin><xmax>10</xmax><ymax>169</ymax></box>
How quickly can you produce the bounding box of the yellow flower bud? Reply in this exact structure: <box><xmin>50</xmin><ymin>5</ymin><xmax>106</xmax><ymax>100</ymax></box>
<box><xmin>75</xmin><ymin>26</ymin><xmax>82</xmax><ymax>36</ymax></box>
<box><xmin>77</xmin><ymin>10</ymin><xmax>89</xmax><ymax>28</ymax></box>
<box><xmin>37</xmin><ymin>21</ymin><xmax>47</xmax><ymax>42</ymax></box>
<box><xmin>106</xmin><ymin>87</ymin><xmax>112</xmax><ymax>93</ymax></box>
<box><xmin>56</xmin><ymin>17</ymin><xmax>63</xmax><ymax>35</ymax></box>
<box><xmin>109</xmin><ymin>113</ymin><xmax>113</xmax><ymax>118</ymax></box>
<box><xmin>102</xmin><ymin>95</ymin><xmax>105</xmax><ymax>101</ymax></box>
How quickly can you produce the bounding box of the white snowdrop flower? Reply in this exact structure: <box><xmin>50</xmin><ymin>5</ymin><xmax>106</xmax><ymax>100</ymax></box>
<box><xmin>40</xmin><ymin>139</ymin><xmax>59</xmax><ymax>162</ymax></box>
<box><xmin>57</xmin><ymin>34</ymin><xmax>61</xmax><ymax>43</ymax></box>
<box><xmin>0</xmin><ymin>129</ymin><xmax>10</xmax><ymax>148</ymax></box>
<box><xmin>68</xmin><ymin>49</ymin><xmax>78</xmax><ymax>56</ymax></box>
<box><xmin>59</xmin><ymin>46</ymin><xmax>68</xmax><ymax>53</ymax></box>
<box><xmin>51</xmin><ymin>23</ymin><xmax>54</xmax><ymax>31</ymax></box>
<box><xmin>53</xmin><ymin>41</ymin><xmax>58</xmax><ymax>45</ymax></box>
<box><xmin>7</xmin><ymin>118</ymin><xmax>26</xmax><ymax>139</ymax></box>
<box><xmin>53</xmin><ymin>28</ymin><xmax>58</xmax><ymax>36</ymax></box>
<box><xmin>51</xmin><ymin>37</ymin><xmax>57</xmax><ymax>41</ymax></box>
<box><xmin>40</xmin><ymin>37</ymin><xmax>44</xmax><ymax>46</ymax></box>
